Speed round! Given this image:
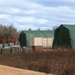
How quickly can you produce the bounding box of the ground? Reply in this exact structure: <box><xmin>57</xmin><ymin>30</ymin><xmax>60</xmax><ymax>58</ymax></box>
<box><xmin>0</xmin><ymin>65</ymin><xmax>53</xmax><ymax>75</ymax></box>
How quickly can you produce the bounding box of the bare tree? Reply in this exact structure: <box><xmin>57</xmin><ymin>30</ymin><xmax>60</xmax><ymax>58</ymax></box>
<box><xmin>0</xmin><ymin>24</ymin><xmax>19</xmax><ymax>44</ymax></box>
<box><xmin>53</xmin><ymin>26</ymin><xmax>58</xmax><ymax>30</ymax></box>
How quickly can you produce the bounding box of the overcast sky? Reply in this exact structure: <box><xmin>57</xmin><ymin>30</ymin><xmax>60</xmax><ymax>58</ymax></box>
<box><xmin>0</xmin><ymin>0</ymin><xmax>75</xmax><ymax>30</ymax></box>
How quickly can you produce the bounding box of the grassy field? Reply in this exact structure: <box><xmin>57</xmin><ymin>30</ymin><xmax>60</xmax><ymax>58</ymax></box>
<box><xmin>0</xmin><ymin>49</ymin><xmax>75</xmax><ymax>75</ymax></box>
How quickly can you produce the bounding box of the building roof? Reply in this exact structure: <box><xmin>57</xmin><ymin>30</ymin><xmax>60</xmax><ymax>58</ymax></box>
<box><xmin>23</xmin><ymin>30</ymin><xmax>54</xmax><ymax>37</ymax></box>
<box><xmin>61</xmin><ymin>24</ymin><xmax>75</xmax><ymax>31</ymax></box>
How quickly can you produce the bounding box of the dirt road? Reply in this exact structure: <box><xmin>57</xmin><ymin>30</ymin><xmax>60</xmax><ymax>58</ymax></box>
<box><xmin>0</xmin><ymin>65</ymin><xmax>53</xmax><ymax>75</ymax></box>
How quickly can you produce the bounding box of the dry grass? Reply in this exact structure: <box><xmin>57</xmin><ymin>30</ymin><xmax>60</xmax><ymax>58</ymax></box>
<box><xmin>0</xmin><ymin>49</ymin><xmax>75</xmax><ymax>75</ymax></box>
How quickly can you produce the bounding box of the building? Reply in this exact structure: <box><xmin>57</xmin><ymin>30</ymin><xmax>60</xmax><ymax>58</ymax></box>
<box><xmin>19</xmin><ymin>30</ymin><xmax>54</xmax><ymax>48</ymax></box>
<box><xmin>52</xmin><ymin>24</ymin><xmax>75</xmax><ymax>49</ymax></box>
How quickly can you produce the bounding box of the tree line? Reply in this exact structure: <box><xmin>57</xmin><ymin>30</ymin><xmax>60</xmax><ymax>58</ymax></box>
<box><xmin>0</xmin><ymin>24</ymin><xmax>20</xmax><ymax>44</ymax></box>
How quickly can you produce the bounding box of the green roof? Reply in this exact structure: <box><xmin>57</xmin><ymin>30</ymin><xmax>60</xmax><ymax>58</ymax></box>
<box><xmin>22</xmin><ymin>30</ymin><xmax>54</xmax><ymax>47</ymax></box>
<box><xmin>61</xmin><ymin>24</ymin><xmax>75</xmax><ymax>30</ymax></box>
<box><xmin>61</xmin><ymin>24</ymin><xmax>75</xmax><ymax>48</ymax></box>
<box><xmin>23</xmin><ymin>30</ymin><xmax>54</xmax><ymax>37</ymax></box>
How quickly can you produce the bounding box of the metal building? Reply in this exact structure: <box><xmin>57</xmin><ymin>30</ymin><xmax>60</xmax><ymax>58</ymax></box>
<box><xmin>19</xmin><ymin>30</ymin><xmax>54</xmax><ymax>48</ymax></box>
<box><xmin>52</xmin><ymin>24</ymin><xmax>75</xmax><ymax>49</ymax></box>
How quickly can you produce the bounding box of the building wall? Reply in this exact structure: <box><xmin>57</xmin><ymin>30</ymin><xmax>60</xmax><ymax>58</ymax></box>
<box><xmin>30</xmin><ymin>37</ymin><xmax>42</xmax><ymax>46</ymax></box>
<box><xmin>30</xmin><ymin>37</ymin><xmax>54</xmax><ymax>48</ymax></box>
<box><xmin>52</xmin><ymin>25</ymin><xmax>73</xmax><ymax>48</ymax></box>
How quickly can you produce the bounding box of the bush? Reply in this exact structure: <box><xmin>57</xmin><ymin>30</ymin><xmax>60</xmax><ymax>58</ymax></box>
<box><xmin>0</xmin><ymin>50</ymin><xmax>75</xmax><ymax>74</ymax></box>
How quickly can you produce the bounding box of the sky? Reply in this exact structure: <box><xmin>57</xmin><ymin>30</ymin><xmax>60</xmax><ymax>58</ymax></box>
<box><xmin>0</xmin><ymin>0</ymin><xmax>75</xmax><ymax>30</ymax></box>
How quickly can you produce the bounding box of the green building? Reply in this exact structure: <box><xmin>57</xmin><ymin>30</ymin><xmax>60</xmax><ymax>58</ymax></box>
<box><xmin>19</xmin><ymin>30</ymin><xmax>54</xmax><ymax>47</ymax></box>
<box><xmin>52</xmin><ymin>24</ymin><xmax>75</xmax><ymax>49</ymax></box>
